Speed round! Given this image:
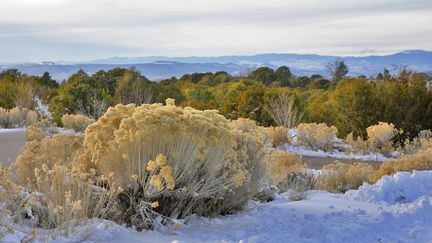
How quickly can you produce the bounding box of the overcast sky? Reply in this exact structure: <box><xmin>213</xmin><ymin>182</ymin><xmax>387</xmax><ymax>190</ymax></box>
<box><xmin>0</xmin><ymin>0</ymin><xmax>431</xmax><ymax>63</ymax></box>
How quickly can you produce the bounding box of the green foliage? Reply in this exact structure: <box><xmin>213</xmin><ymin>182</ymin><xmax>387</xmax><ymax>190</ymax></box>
<box><xmin>2</xmin><ymin>65</ymin><xmax>431</xmax><ymax>142</ymax></box>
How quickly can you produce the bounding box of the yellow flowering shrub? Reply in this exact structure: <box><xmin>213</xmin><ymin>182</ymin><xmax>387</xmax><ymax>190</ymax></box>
<box><xmin>366</xmin><ymin>122</ymin><xmax>398</xmax><ymax>156</ymax></box>
<box><xmin>33</xmin><ymin>164</ymin><xmax>119</xmax><ymax>236</ymax></box>
<box><xmin>223</xmin><ymin>118</ymin><xmax>267</xmax><ymax>212</ymax></box>
<box><xmin>265</xmin><ymin>126</ymin><xmax>290</xmax><ymax>147</ymax></box>
<box><xmin>0</xmin><ymin>107</ymin><xmax>37</xmax><ymax>128</ymax></box>
<box><xmin>14</xmin><ymin>133</ymin><xmax>85</xmax><ymax>186</ymax></box>
<box><xmin>316</xmin><ymin>161</ymin><xmax>376</xmax><ymax>193</ymax></box>
<box><xmin>83</xmin><ymin>100</ymin><xmax>249</xmax><ymax>227</ymax></box>
<box><xmin>372</xmin><ymin>147</ymin><xmax>432</xmax><ymax>183</ymax></box>
<box><xmin>265</xmin><ymin>151</ymin><xmax>305</xmax><ymax>186</ymax></box>
<box><xmin>26</xmin><ymin>125</ymin><xmax>48</xmax><ymax>141</ymax></box>
<box><xmin>61</xmin><ymin>114</ymin><xmax>95</xmax><ymax>132</ymax></box>
<box><xmin>296</xmin><ymin>123</ymin><xmax>338</xmax><ymax>152</ymax></box>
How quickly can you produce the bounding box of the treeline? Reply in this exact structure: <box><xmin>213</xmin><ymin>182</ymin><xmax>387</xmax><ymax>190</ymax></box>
<box><xmin>0</xmin><ymin>66</ymin><xmax>431</xmax><ymax>142</ymax></box>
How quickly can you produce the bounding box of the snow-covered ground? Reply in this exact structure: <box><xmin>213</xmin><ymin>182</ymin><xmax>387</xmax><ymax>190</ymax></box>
<box><xmin>281</xmin><ymin>129</ymin><xmax>391</xmax><ymax>162</ymax></box>
<box><xmin>3</xmin><ymin>171</ymin><xmax>432</xmax><ymax>243</ymax></box>
<box><xmin>281</xmin><ymin>144</ymin><xmax>389</xmax><ymax>162</ymax></box>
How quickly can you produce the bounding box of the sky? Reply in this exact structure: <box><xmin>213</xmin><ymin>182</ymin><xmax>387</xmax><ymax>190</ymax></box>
<box><xmin>0</xmin><ymin>0</ymin><xmax>431</xmax><ymax>63</ymax></box>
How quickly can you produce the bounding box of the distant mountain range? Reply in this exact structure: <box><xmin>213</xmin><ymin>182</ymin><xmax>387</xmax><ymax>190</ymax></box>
<box><xmin>1</xmin><ymin>50</ymin><xmax>431</xmax><ymax>81</ymax></box>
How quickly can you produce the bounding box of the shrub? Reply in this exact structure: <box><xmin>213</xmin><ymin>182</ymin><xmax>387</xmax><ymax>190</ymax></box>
<box><xmin>278</xmin><ymin>172</ymin><xmax>316</xmax><ymax>201</ymax></box>
<box><xmin>14</xmin><ymin>133</ymin><xmax>85</xmax><ymax>186</ymax></box>
<box><xmin>264</xmin><ymin>151</ymin><xmax>305</xmax><ymax>186</ymax></box>
<box><xmin>83</xmin><ymin>99</ymin><xmax>250</xmax><ymax>229</ymax></box>
<box><xmin>296</xmin><ymin>123</ymin><xmax>338</xmax><ymax>151</ymax></box>
<box><xmin>372</xmin><ymin>148</ymin><xmax>432</xmax><ymax>183</ymax></box>
<box><xmin>0</xmin><ymin>108</ymin><xmax>7</xmax><ymax>128</ymax></box>
<box><xmin>316</xmin><ymin>161</ymin><xmax>376</xmax><ymax>193</ymax></box>
<box><xmin>61</xmin><ymin>114</ymin><xmax>95</xmax><ymax>132</ymax></box>
<box><xmin>345</xmin><ymin>132</ymin><xmax>369</xmax><ymax>153</ymax></box>
<box><xmin>265</xmin><ymin>126</ymin><xmax>290</xmax><ymax>147</ymax></box>
<box><xmin>33</xmin><ymin>164</ymin><xmax>119</xmax><ymax>236</ymax></box>
<box><xmin>227</xmin><ymin>118</ymin><xmax>267</xmax><ymax>209</ymax></box>
<box><xmin>26</xmin><ymin>125</ymin><xmax>48</xmax><ymax>141</ymax></box>
<box><xmin>398</xmin><ymin>130</ymin><xmax>432</xmax><ymax>155</ymax></box>
<box><xmin>366</xmin><ymin>122</ymin><xmax>398</xmax><ymax>156</ymax></box>
<box><xmin>0</xmin><ymin>107</ymin><xmax>37</xmax><ymax>128</ymax></box>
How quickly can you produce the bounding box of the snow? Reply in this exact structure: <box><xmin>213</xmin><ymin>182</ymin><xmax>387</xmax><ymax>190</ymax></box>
<box><xmin>346</xmin><ymin>170</ymin><xmax>432</xmax><ymax>204</ymax></box>
<box><xmin>0</xmin><ymin>128</ymin><xmax>26</xmax><ymax>134</ymax></box>
<box><xmin>35</xmin><ymin>97</ymin><xmax>52</xmax><ymax>119</ymax></box>
<box><xmin>3</xmin><ymin>171</ymin><xmax>432</xmax><ymax>243</ymax></box>
<box><xmin>281</xmin><ymin>129</ymin><xmax>391</xmax><ymax>162</ymax></box>
<box><xmin>281</xmin><ymin>144</ymin><xmax>389</xmax><ymax>162</ymax></box>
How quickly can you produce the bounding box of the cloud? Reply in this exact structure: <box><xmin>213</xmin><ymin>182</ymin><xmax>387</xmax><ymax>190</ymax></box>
<box><xmin>0</xmin><ymin>0</ymin><xmax>431</xmax><ymax>62</ymax></box>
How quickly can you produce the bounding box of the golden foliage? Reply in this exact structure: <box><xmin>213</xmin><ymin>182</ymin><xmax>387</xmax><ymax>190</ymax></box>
<box><xmin>83</xmin><ymin>100</ymin><xmax>250</xmax><ymax>224</ymax></box>
<box><xmin>265</xmin><ymin>151</ymin><xmax>305</xmax><ymax>186</ymax></box>
<box><xmin>296</xmin><ymin>123</ymin><xmax>338</xmax><ymax>151</ymax></box>
<box><xmin>61</xmin><ymin>114</ymin><xmax>95</xmax><ymax>132</ymax></box>
<box><xmin>366</xmin><ymin>122</ymin><xmax>398</xmax><ymax>155</ymax></box>
<box><xmin>372</xmin><ymin>147</ymin><xmax>432</xmax><ymax>183</ymax></box>
<box><xmin>225</xmin><ymin>118</ymin><xmax>267</xmax><ymax>211</ymax></box>
<box><xmin>14</xmin><ymin>133</ymin><xmax>85</xmax><ymax>186</ymax></box>
<box><xmin>0</xmin><ymin>107</ymin><xmax>37</xmax><ymax>128</ymax></box>
<box><xmin>316</xmin><ymin>161</ymin><xmax>375</xmax><ymax>193</ymax></box>
<box><xmin>26</xmin><ymin>125</ymin><xmax>48</xmax><ymax>142</ymax></box>
<box><xmin>265</xmin><ymin>126</ymin><xmax>290</xmax><ymax>147</ymax></box>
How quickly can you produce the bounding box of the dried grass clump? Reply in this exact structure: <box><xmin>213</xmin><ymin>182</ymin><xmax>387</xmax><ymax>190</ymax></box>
<box><xmin>83</xmin><ymin>100</ymin><xmax>249</xmax><ymax>229</ymax></box>
<box><xmin>316</xmin><ymin>161</ymin><xmax>376</xmax><ymax>193</ymax></box>
<box><xmin>0</xmin><ymin>107</ymin><xmax>37</xmax><ymax>128</ymax></box>
<box><xmin>372</xmin><ymin>147</ymin><xmax>432</xmax><ymax>183</ymax></box>
<box><xmin>398</xmin><ymin>130</ymin><xmax>432</xmax><ymax>155</ymax></box>
<box><xmin>265</xmin><ymin>126</ymin><xmax>290</xmax><ymax>147</ymax></box>
<box><xmin>366</xmin><ymin>122</ymin><xmax>398</xmax><ymax>156</ymax></box>
<box><xmin>279</xmin><ymin>172</ymin><xmax>316</xmax><ymax>201</ymax></box>
<box><xmin>296</xmin><ymin>123</ymin><xmax>338</xmax><ymax>152</ymax></box>
<box><xmin>26</xmin><ymin>125</ymin><xmax>48</xmax><ymax>141</ymax></box>
<box><xmin>14</xmin><ymin>133</ymin><xmax>85</xmax><ymax>186</ymax></box>
<box><xmin>265</xmin><ymin>151</ymin><xmax>305</xmax><ymax>186</ymax></box>
<box><xmin>61</xmin><ymin>114</ymin><xmax>95</xmax><ymax>132</ymax></box>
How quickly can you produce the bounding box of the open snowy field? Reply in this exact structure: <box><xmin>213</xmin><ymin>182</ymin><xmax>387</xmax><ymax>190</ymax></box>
<box><xmin>3</xmin><ymin>171</ymin><xmax>432</xmax><ymax>243</ymax></box>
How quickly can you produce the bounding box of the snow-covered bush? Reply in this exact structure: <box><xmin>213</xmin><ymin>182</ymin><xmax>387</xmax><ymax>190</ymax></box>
<box><xmin>83</xmin><ymin>100</ymin><xmax>252</xmax><ymax>229</ymax></box>
<box><xmin>317</xmin><ymin>161</ymin><xmax>376</xmax><ymax>193</ymax></box>
<box><xmin>296</xmin><ymin>123</ymin><xmax>338</xmax><ymax>152</ymax></box>
<box><xmin>366</xmin><ymin>122</ymin><xmax>398</xmax><ymax>156</ymax></box>
<box><xmin>265</xmin><ymin>151</ymin><xmax>305</xmax><ymax>186</ymax></box>
<box><xmin>61</xmin><ymin>114</ymin><xmax>95</xmax><ymax>132</ymax></box>
<box><xmin>265</xmin><ymin>126</ymin><xmax>290</xmax><ymax>147</ymax></box>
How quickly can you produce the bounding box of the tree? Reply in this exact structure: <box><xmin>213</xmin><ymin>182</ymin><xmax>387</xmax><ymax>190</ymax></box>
<box><xmin>266</xmin><ymin>92</ymin><xmax>303</xmax><ymax>129</ymax></box>
<box><xmin>326</xmin><ymin>59</ymin><xmax>349</xmax><ymax>83</ymax></box>
<box><xmin>249</xmin><ymin>67</ymin><xmax>276</xmax><ymax>86</ymax></box>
